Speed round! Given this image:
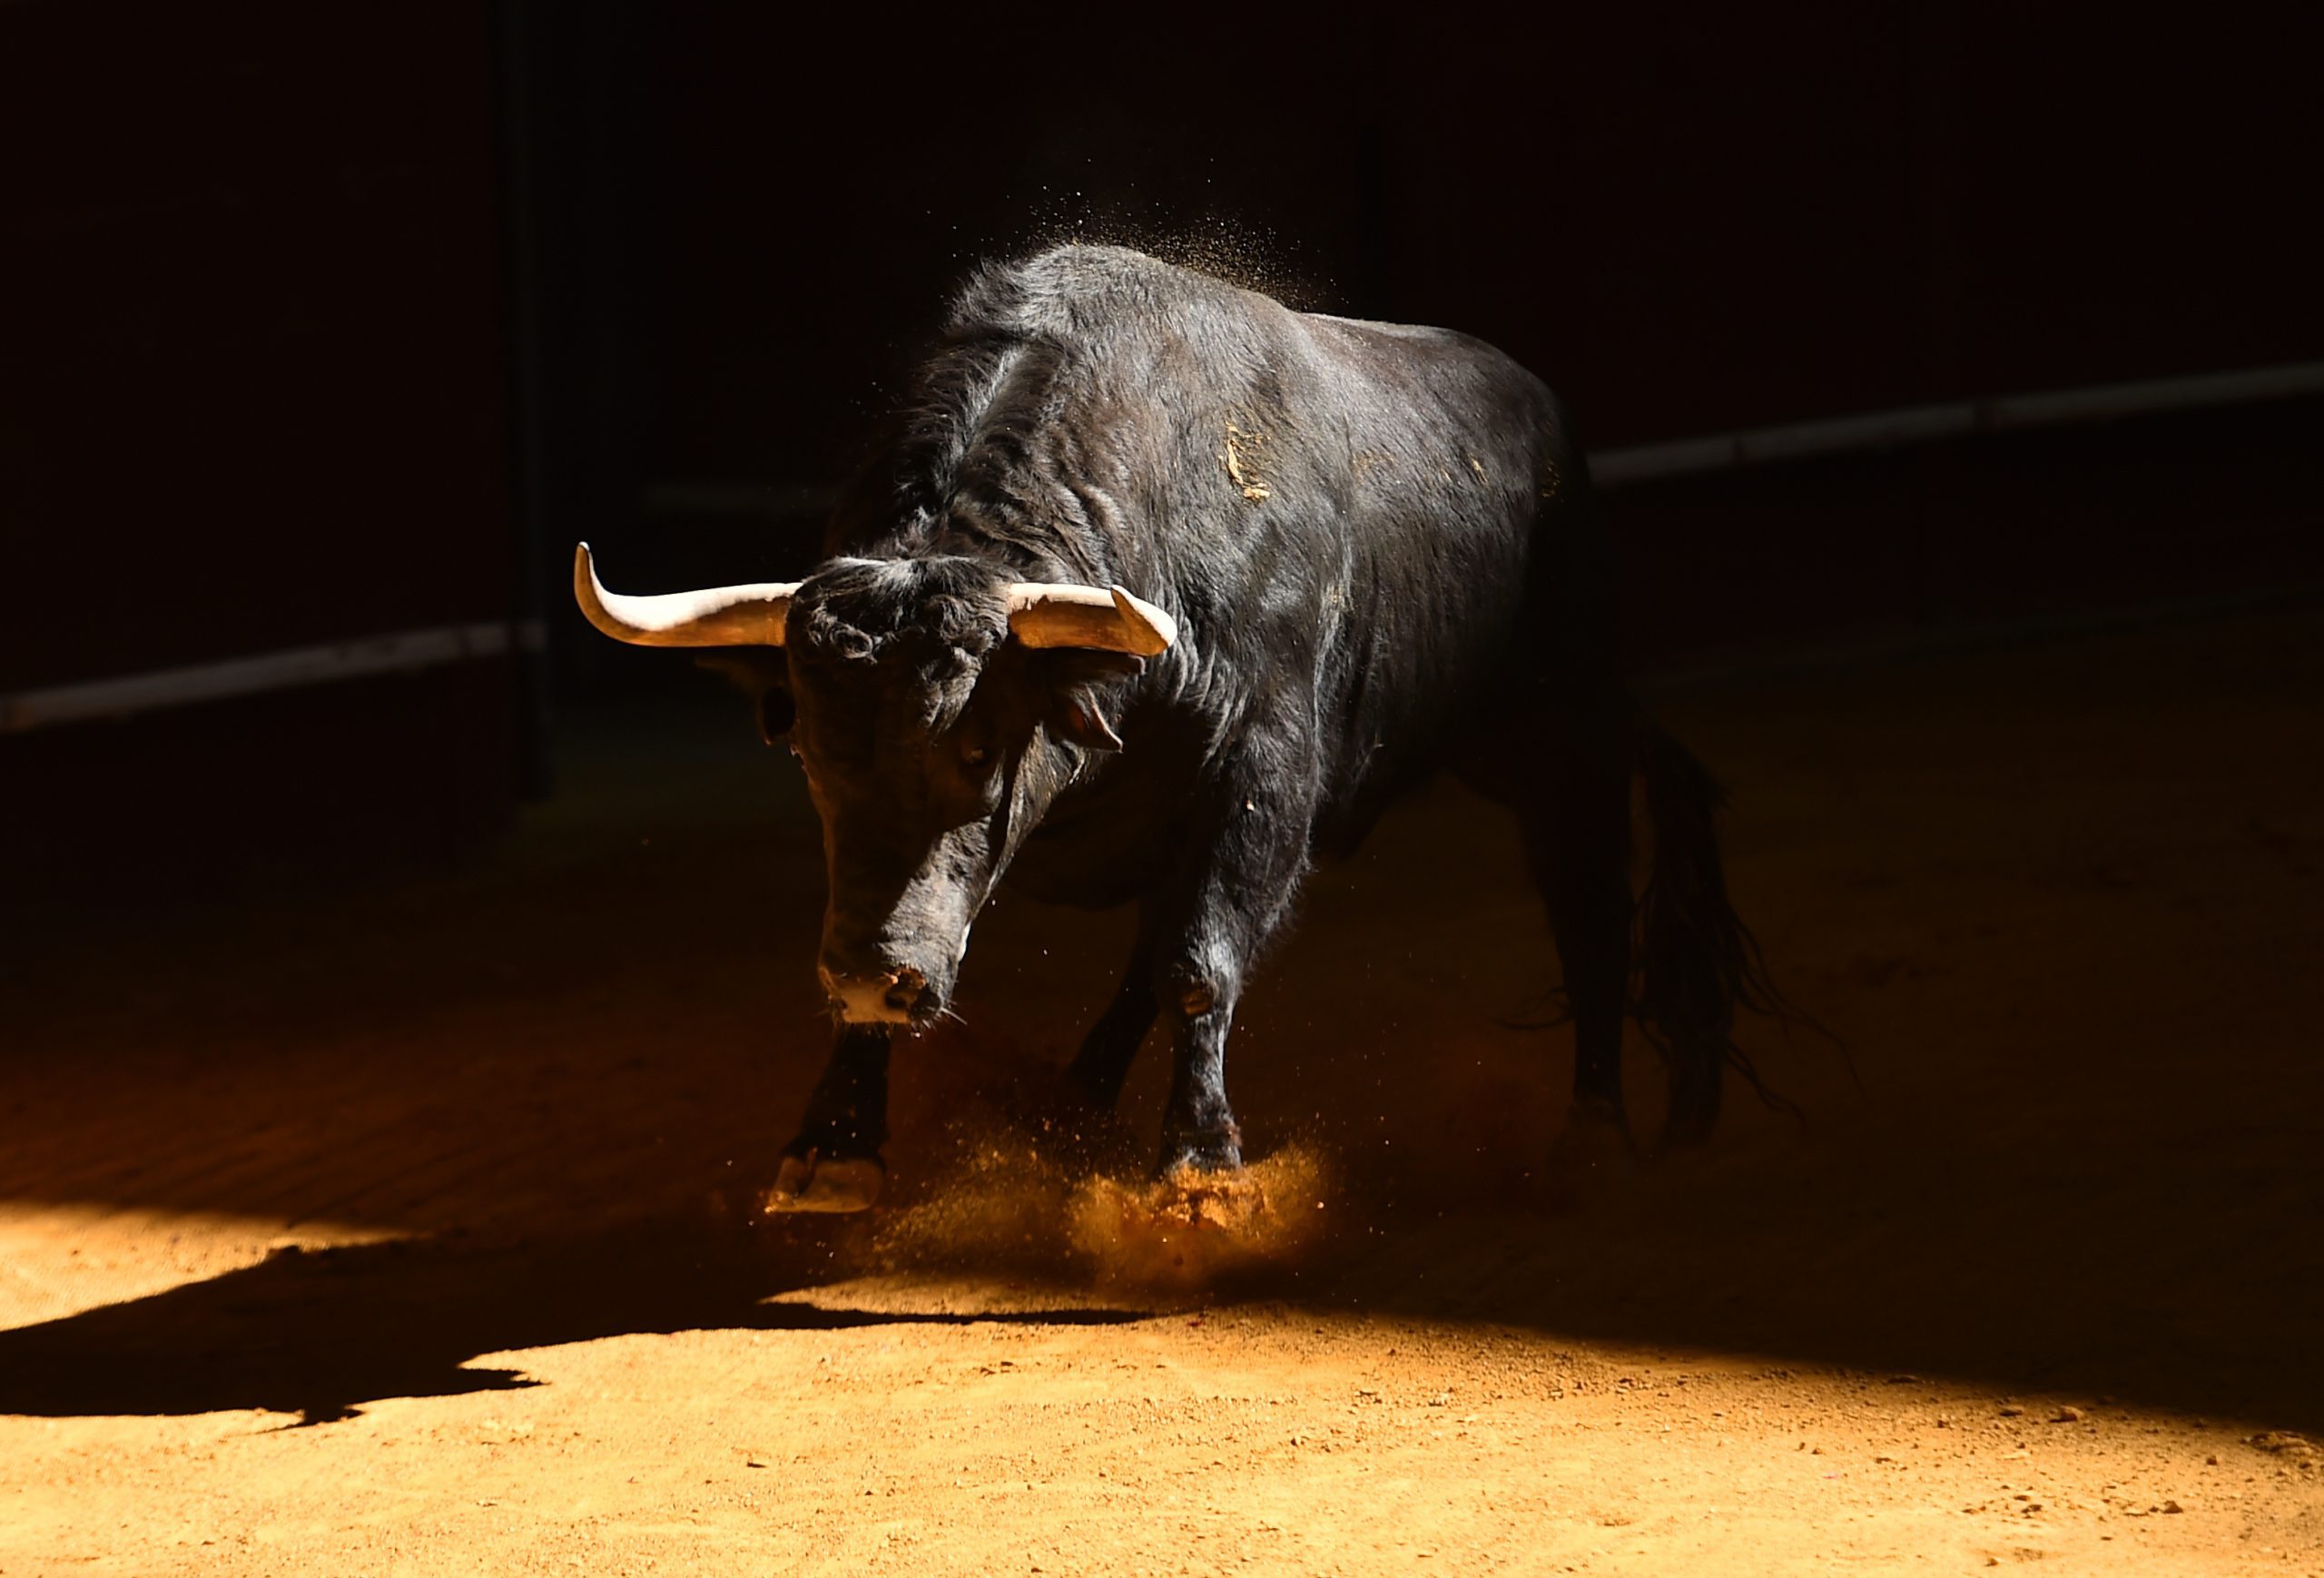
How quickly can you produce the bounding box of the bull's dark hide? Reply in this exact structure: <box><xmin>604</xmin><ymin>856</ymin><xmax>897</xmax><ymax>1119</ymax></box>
<box><xmin>600</xmin><ymin>245</ymin><xmax>1790</xmax><ymax>1209</ymax></box>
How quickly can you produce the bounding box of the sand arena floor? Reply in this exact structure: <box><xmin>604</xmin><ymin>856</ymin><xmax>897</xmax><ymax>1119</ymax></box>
<box><xmin>5</xmin><ymin>608</ymin><xmax>2323</xmax><ymax>1574</ymax></box>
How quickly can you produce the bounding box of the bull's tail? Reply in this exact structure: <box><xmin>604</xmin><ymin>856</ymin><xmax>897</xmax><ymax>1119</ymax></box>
<box><xmin>1630</xmin><ymin>723</ymin><xmax>1821</xmax><ymax>1139</ymax></box>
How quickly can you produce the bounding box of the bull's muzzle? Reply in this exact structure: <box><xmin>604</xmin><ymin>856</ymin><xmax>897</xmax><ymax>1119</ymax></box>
<box><xmin>822</xmin><ymin>962</ymin><xmax>930</xmax><ymax>1025</ymax></box>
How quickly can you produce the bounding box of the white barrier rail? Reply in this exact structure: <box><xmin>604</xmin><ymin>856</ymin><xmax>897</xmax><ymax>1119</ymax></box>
<box><xmin>1</xmin><ymin>621</ymin><xmax>544</xmax><ymax>735</ymax></box>
<box><xmin>1590</xmin><ymin>360</ymin><xmax>2324</xmax><ymax>485</ymax></box>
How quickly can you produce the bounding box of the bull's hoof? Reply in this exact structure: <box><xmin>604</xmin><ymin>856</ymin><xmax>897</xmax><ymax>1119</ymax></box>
<box><xmin>1542</xmin><ymin>1098</ymin><xmax>1639</xmax><ymax>1209</ymax></box>
<box><xmin>761</xmin><ymin>1149</ymin><xmax>885</xmax><ymax>1215</ymax></box>
<box><xmin>1156</xmin><ymin>1128</ymin><xmax>1243</xmax><ymax>1178</ymax></box>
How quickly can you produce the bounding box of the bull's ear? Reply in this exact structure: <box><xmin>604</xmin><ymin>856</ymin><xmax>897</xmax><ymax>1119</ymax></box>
<box><xmin>1037</xmin><ymin>650</ymin><xmax>1142</xmax><ymax>753</ymax></box>
<box><xmin>693</xmin><ymin>651</ymin><xmax>793</xmax><ymax>744</ymax></box>
<box><xmin>1050</xmin><ymin>695</ymin><xmax>1125</xmax><ymax>752</ymax></box>
<box><xmin>755</xmin><ymin>687</ymin><xmax>796</xmax><ymax>745</ymax></box>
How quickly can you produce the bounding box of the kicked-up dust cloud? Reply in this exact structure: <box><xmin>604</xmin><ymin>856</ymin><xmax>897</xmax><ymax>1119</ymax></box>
<box><xmin>862</xmin><ymin>1126</ymin><xmax>1338</xmax><ymax>1300</ymax></box>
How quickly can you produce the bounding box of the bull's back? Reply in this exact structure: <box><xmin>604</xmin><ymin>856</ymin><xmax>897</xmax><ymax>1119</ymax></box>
<box><xmin>1003</xmin><ymin>250</ymin><xmax>1590</xmax><ymax>829</ymax></box>
<box><xmin>895</xmin><ymin>247</ymin><xmax>1598</xmax><ymax>848</ymax></box>
<box><xmin>1234</xmin><ymin>308</ymin><xmax>1581</xmax><ymax>833</ymax></box>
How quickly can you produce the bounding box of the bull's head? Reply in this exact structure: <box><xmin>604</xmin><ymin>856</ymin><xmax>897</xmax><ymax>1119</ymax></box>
<box><xmin>573</xmin><ymin>544</ymin><xmax>1174</xmax><ymax>1026</ymax></box>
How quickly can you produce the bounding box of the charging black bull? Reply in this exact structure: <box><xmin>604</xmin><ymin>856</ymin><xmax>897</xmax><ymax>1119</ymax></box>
<box><xmin>575</xmin><ymin>244</ymin><xmax>1791</xmax><ymax>1211</ymax></box>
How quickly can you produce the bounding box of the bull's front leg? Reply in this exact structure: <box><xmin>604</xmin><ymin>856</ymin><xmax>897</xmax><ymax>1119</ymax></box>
<box><xmin>1149</xmin><ymin>764</ymin><xmax>1318</xmax><ymax>1177</ymax></box>
<box><xmin>766</xmin><ymin>1023</ymin><xmax>890</xmax><ymax>1213</ymax></box>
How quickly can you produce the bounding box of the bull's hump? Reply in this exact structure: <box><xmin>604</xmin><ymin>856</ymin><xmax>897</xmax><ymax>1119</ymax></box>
<box><xmin>1012</xmin><ymin>242</ymin><xmax>1238</xmax><ymax>301</ymax></box>
<box><xmin>971</xmin><ymin>244</ymin><xmax>1282</xmax><ymax>340</ymax></box>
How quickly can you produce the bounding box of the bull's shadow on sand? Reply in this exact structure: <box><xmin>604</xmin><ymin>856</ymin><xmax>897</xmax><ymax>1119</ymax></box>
<box><xmin>0</xmin><ymin>1219</ymin><xmax>1149</xmax><ymax>1426</ymax></box>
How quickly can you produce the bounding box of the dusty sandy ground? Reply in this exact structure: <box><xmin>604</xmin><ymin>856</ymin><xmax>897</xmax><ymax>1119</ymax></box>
<box><xmin>5</xmin><ymin>608</ymin><xmax>2323</xmax><ymax>1574</ymax></box>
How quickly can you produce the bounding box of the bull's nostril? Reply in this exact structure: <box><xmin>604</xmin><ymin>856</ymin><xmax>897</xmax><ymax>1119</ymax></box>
<box><xmin>873</xmin><ymin>971</ymin><xmax>930</xmax><ymax>1018</ymax></box>
<box><xmin>881</xmin><ymin>966</ymin><xmax>926</xmax><ymax>1015</ymax></box>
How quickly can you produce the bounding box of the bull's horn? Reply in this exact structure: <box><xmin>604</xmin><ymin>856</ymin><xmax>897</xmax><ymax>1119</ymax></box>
<box><xmin>1007</xmin><ymin>584</ymin><xmax>1177</xmax><ymax>656</ymax></box>
<box><xmin>573</xmin><ymin>542</ymin><xmax>799</xmax><ymax>646</ymax></box>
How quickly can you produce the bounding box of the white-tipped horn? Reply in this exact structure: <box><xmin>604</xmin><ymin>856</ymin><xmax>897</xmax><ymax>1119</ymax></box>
<box><xmin>1006</xmin><ymin>583</ymin><xmax>1177</xmax><ymax>656</ymax></box>
<box><xmin>573</xmin><ymin>543</ymin><xmax>801</xmax><ymax>646</ymax></box>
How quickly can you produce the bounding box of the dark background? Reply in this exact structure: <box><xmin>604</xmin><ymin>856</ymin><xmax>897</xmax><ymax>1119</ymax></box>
<box><xmin>4</xmin><ymin>1</ymin><xmax>2320</xmax><ymax>885</ymax></box>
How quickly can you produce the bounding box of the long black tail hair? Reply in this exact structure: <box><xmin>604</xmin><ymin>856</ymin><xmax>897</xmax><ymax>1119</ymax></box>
<box><xmin>1630</xmin><ymin>723</ymin><xmax>1828</xmax><ymax>1120</ymax></box>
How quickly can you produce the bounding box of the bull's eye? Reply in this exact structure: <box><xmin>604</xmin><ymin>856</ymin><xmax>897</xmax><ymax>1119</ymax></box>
<box><xmin>962</xmin><ymin>745</ymin><xmax>990</xmax><ymax>766</ymax></box>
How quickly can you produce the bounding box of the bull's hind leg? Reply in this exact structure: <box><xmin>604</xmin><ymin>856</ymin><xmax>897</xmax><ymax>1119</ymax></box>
<box><xmin>1065</xmin><ymin>924</ymin><xmax>1158</xmax><ymax>1110</ymax></box>
<box><xmin>765</xmin><ymin>1024</ymin><xmax>890</xmax><ymax>1213</ymax></box>
<box><xmin>1513</xmin><ymin>716</ymin><xmax>1641</xmax><ymax>1192</ymax></box>
<box><xmin>1636</xmin><ymin>724</ymin><xmax>1780</xmax><ymax>1152</ymax></box>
